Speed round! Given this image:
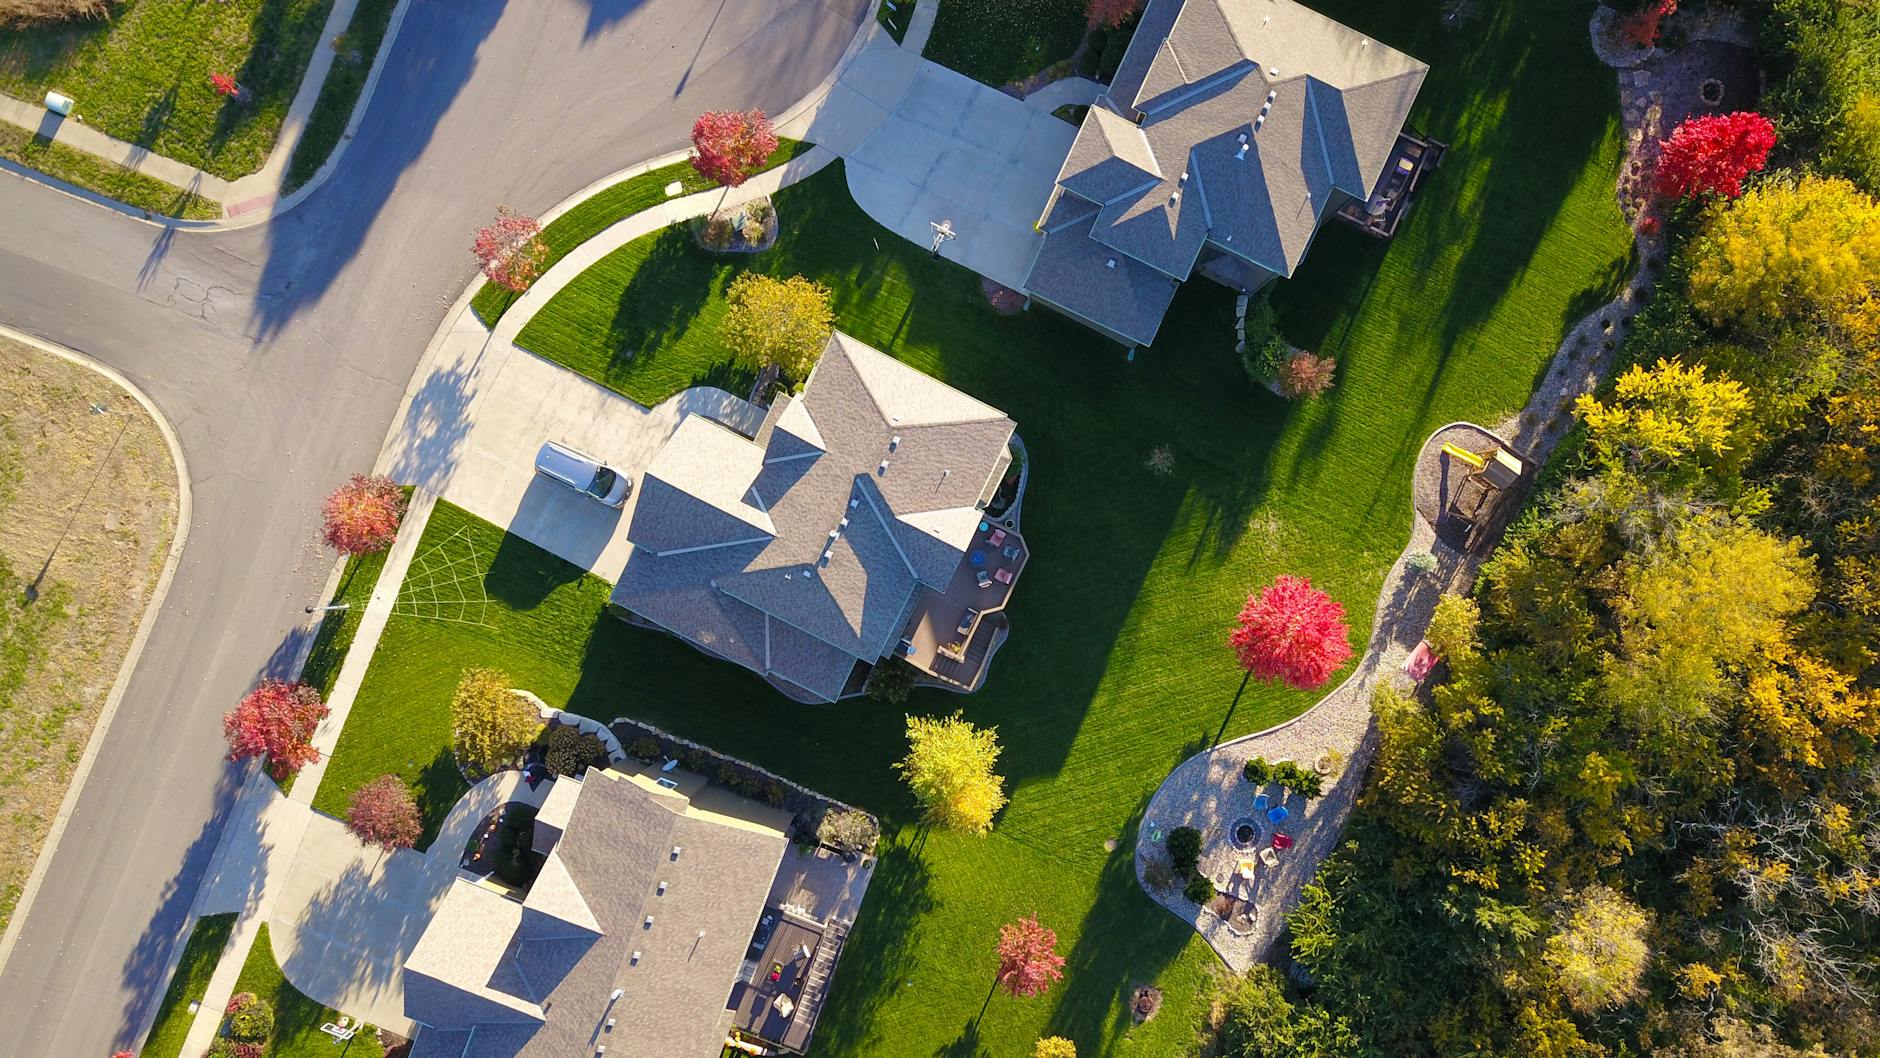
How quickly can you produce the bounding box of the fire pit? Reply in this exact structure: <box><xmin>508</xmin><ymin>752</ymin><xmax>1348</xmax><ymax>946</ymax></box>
<box><xmin>1229</xmin><ymin>816</ymin><xmax>1264</xmax><ymax>850</ymax></box>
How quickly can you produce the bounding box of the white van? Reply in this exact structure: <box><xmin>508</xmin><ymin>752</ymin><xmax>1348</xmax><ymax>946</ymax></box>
<box><xmin>534</xmin><ymin>441</ymin><xmax>631</xmax><ymax>507</ymax></box>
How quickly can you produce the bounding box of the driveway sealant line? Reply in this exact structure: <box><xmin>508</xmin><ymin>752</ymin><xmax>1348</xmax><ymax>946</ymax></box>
<box><xmin>0</xmin><ymin>0</ymin><xmax>413</xmax><ymax>233</ymax></box>
<box><xmin>0</xmin><ymin>324</ymin><xmax>193</xmax><ymax>985</ymax></box>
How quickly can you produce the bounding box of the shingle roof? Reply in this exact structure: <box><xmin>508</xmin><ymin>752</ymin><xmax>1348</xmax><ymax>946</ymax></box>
<box><xmin>1023</xmin><ymin>203</ymin><xmax>1181</xmax><ymax>347</ymax></box>
<box><xmin>612</xmin><ymin>334</ymin><xmax>1015</xmax><ymax>699</ymax></box>
<box><xmin>1024</xmin><ymin>0</ymin><xmax>1427</xmax><ymax>344</ymax></box>
<box><xmin>404</xmin><ymin>770</ymin><xmax>788</xmax><ymax>1058</ymax></box>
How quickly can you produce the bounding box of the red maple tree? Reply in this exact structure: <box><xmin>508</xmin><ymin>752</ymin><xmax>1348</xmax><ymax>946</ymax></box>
<box><xmin>1087</xmin><ymin>0</ymin><xmax>1143</xmax><ymax>28</ymax></box>
<box><xmin>223</xmin><ymin>679</ymin><xmax>329</xmax><ymax>780</ymax></box>
<box><xmin>1230</xmin><ymin>575</ymin><xmax>1353</xmax><ymax>691</ymax></box>
<box><xmin>321</xmin><ymin>473</ymin><xmax>405</xmax><ymax>556</ymax></box>
<box><xmin>471</xmin><ymin>206</ymin><xmax>548</xmax><ymax>293</ymax></box>
<box><xmin>1654</xmin><ymin>111</ymin><xmax>1777</xmax><ymax>201</ymax></box>
<box><xmin>347</xmin><ymin>775</ymin><xmax>421</xmax><ymax>851</ymax></box>
<box><xmin>689</xmin><ymin>109</ymin><xmax>779</xmax><ymax>189</ymax></box>
<box><xmin>1621</xmin><ymin>0</ymin><xmax>1677</xmax><ymax>47</ymax></box>
<box><xmin>995</xmin><ymin>916</ymin><xmax>1065</xmax><ymax>999</ymax></box>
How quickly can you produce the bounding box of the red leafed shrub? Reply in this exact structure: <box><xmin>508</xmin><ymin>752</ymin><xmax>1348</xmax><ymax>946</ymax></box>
<box><xmin>1654</xmin><ymin>111</ymin><xmax>1777</xmax><ymax>201</ymax></box>
<box><xmin>995</xmin><ymin>916</ymin><xmax>1066</xmax><ymax>999</ymax></box>
<box><xmin>1621</xmin><ymin>0</ymin><xmax>1677</xmax><ymax>47</ymax></box>
<box><xmin>1087</xmin><ymin>0</ymin><xmax>1142</xmax><ymax>28</ymax></box>
<box><xmin>1230</xmin><ymin>575</ymin><xmax>1353</xmax><ymax>691</ymax></box>
<box><xmin>321</xmin><ymin>473</ymin><xmax>405</xmax><ymax>556</ymax></box>
<box><xmin>223</xmin><ymin>679</ymin><xmax>328</xmax><ymax>780</ymax></box>
<box><xmin>471</xmin><ymin>206</ymin><xmax>548</xmax><ymax>292</ymax></box>
<box><xmin>347</xmin><ymin>774</ymin><xmax>421</xmax><ymax>851</ymax></box>
<box><xmin>209</xmin><ymin>73</ymin><xmax>239</xmax><ymax>97</ymax></box>
<box><xmin>689</xmin><ymin>109</ymin><xmax>779</xmax><ymax>189</ymax></box>
<box><xmin>1276</xmin><ymin>350</ymin><xmax>1336</xmax><ymax>400</ymax></box>
<box><xmin>111</xmin><ymin>1051</ymin><xmax>135</xmax><ymax>1058</ymax></box>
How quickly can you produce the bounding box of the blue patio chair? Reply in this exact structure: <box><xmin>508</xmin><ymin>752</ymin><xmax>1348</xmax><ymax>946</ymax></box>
<box><xmin>1266</xmin><ymin>805</ymin><xmax>1290</xmax><ymax>825</ymax></box>
<box><xmin>1252</xmin><ymin>794</ymin><xmax>1269</xmax><ymax>812</ymax></box>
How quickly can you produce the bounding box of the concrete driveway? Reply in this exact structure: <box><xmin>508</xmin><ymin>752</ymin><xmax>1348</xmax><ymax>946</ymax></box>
<box><xmin>384</xmin><ymin>319</ymin><xmax>763</xmax><ymax>581</ymax></box>
<box><xmin>803</xmin><ymin>37</ymin><xmax>1077</xmax><ymax>290</ymax></box>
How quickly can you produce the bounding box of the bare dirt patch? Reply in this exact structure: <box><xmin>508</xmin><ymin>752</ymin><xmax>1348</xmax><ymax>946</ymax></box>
<box><xmin>0</xmin><ymin>335</ymin><xmax>178</xmax><ymax>932</ymax></box>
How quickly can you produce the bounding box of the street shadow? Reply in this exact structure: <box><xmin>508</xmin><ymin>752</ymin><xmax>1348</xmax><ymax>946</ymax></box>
<box><xmin>805</xmin><ymin>839</ymin><xmax>936</xmax><ymax>1055</ymax></box>
<box><xmin>382</xmin><ymin>351</ymin><xmax>479</xmax><ymax>494</ymax></box>
<box><xmin>250</xmin><ymin>0</ymin><xmax>506</xmax><ymax>339</ymax></box>
<box><xmin>111</xmin><ymin>766</ymin><xmax>263</xmax><ymax>1050</ymax></box>
<box><xmin>579</xmin><ymin>0</ymin><xmax>651</xmax><ymax>39</ymax></box>
<box><xmin>255</xmin><ymin>620</ymin><xmax>318</xmax><ymax>681</ymax></box>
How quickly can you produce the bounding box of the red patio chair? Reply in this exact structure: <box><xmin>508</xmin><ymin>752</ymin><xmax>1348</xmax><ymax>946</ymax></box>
<box><xmin>994</xmin><ymin>567</ymin><xmax>1014</xmax><ymax>585</ymax></box>
<box><xmin>1271</xmin><ymin>833</ymin><xmax>1294</xmax><ymax>852</ymax></box>
<box><xmin>989</xmin><ymin>528</ymin><xmax>1007</xmax><ymax>547</ymax></box>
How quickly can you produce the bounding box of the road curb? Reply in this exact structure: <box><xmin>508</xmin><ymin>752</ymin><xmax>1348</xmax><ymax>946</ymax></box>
<box><xmin>0</xmin><ymin>324</ymin><xmax>195</xmax><ymax>984</ymax></box>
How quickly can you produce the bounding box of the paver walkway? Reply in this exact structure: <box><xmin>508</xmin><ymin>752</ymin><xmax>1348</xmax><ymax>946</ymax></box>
<box><xmin>0</xmin><ymin>0</ymin><xmax>372</xmax><ymax>218</ymax></box>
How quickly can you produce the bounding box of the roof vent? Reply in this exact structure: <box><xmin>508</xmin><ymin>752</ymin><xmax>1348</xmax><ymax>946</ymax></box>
<box><xmin>630</xmin><ymin>952</ymin><xmax>641</xmax><ymax>965</ymax></box>
<box><xmin>889</xmin><ymin>435</ymin><xmax>900</xmax><ymax>452</ymax></box>
<box><xmin>643</xmin><ymin>915</ymin><xmax>655</xmax><ymax>929</ymax></box>
<box><xmin>1105</xmin><ymin>258</ymin><xmax>1117</xmax><ymax>269</ymax></box>
<box><xmin>1254</xmin><ymin>115</ymin><xmax>1265</xmax><ymax>131</ymax></box>
<box><xmin>1179</xmin><ymin>170</ymin><xmax>1189</xmax><ymax>182</ymax></box>
<box><xmin>849</xmin><ymin>498</ymin><xmax>859</xmax><ymax>509</ymax></box>
<box><xmin>671</xmin><ymin>845</ymin><xmax>682</xmax><ymax>860</ymax></box>
<box><xmin>838</xmin><ymin>517</ymin><xmax>849</xmax><ymax>529</ymax></box>
<box><xmin>805</xmin><ymin>566</ymin><xmax>817</xmax><ymax>577</ymax></box>
<box><xmin>1267</xmin><ymin>90</ymin><xmax>1277</xmax><ymax>103</ymax></box>
<box><xmin>1268</xmin><ymin>66</ymin><xmax>1279</xmax><ymax>77</ymax></box>
<box><xmin>877</xmin><ymin>460</ymin><xmax>890</xmax><ymax>475</ymax></box>
<box><xmin>656</xmin><ymin>881</ymin><xmax>667</xmax><ymax>895</ymax></box>
<box><xmin>1169</xmin><ymin>190</ymin><xmax>1180</xmax><ymax>202</ymax></box>
<box><xmin>1236</xmin><ymin>144</ymin><xmax>1248</xmax><ymax>160</ymax></box>
<box><xmin>1237</xmin><ymin>132</ymin><xmax>1248</xmax><ymax>144</ymax></box>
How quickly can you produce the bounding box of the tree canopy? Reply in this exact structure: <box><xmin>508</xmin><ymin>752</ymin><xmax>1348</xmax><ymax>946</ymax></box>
<box><xmin>895</xmin><ymin>711</ymin><xmax>1008</xmax><ymax>834</ymax></box>
<box><xmin>720</xmin><ymin>272</ymin><xmax>834</xmax><ymax>382</ymax></box>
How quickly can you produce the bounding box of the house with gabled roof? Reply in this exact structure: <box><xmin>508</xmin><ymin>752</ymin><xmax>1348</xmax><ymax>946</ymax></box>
<box><xmin>1022</xmin><ymin>0</ymin><xmax>1431</xmax><ymax>348</ymax></box>
<box><xmin>610</xmin><ymin>332</ymin><xmax>1028</xmax><ymax>702</ymax></box>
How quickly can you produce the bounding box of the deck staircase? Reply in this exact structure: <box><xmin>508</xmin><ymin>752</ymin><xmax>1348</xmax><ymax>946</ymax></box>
<box><xmin>790</xmin><ymin>918</ymin><xmax>851</xmax><ymax>1037</ymax></box>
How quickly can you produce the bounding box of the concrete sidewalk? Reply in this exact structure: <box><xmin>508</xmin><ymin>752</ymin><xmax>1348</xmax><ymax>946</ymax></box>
<box><xmin>0</xmin><ymin>0</ymin><xmax>366</xmax><ymax>216</ymax></box>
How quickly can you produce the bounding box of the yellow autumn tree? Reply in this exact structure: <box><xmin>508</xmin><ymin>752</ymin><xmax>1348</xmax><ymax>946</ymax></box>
<box><xmin>1543</xmin><ymin>886</ymin><xmax>1653</xmax><ymax>1013</ymax></box>
<box><xmin>1033</xmin><ymin>1037</ymin><xmax>1077</xmax><ymax>1058</ymax></box>
<box><xmin>895</xmin><ymin>712</ymin><xmax>1008</xmax><ymax>834</ymax></box>
<box><xmin>720</xmin><ymin>272</ymin><xmax>834</xmax><ymax>381</ymax></box>
<box><xmin>1740</xmin><ymin>643</ymin><xmax>1880</xmax><ymax>777</ymax></box>
<box><xmin>1575</xmin><ymin>358</ymin><xmax>1753</xmax><ymax>477</ymax></box>
<box><xmin>1687</xmin><ymin>175</ymin><xmax>1880</xmax><ymax>329</ymax></box>
<box><xmin>450</xmin><ymin>667</ymin><xmax>542</xmax><ymax>776</ymax></box>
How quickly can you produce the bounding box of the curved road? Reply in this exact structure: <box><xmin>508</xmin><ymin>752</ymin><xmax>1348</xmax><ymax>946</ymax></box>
<box><xmin>0</xmin><ymin>0</ymin><xmax>868</xmax><ymax>1052</ymax></box>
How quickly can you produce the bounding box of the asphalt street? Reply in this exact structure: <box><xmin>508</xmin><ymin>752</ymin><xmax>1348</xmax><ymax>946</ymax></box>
<box><xmin>0</xmin><ymin>0</ymin><xmax>869</xmax><ymax>1052</ymax></box>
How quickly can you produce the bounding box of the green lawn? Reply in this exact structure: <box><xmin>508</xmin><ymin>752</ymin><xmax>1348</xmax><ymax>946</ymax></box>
<box><xmin>924</xmin><ymin>0</ymin><xmax>1088</xmax><ymax>87</ymax></box>
<box><xmin>298</xmin><ymin>549</ymin><xmax>391</xmax><ymax>698</ymax></box>
<box><xmin>284</xmin><ymin>0</ymin><xmax>397</xmax><ymax>192</ymax></box>
<box><xmin>230</xmin><ymin>923</ymin><xmax>385</xmax><ymax>1058</ymax></box>
<box><xmin>0</xmin><ymin>0</ymin><xmax>335</xmax><ymax>179</ymax></box>
<box><xmin>878</xmin><ymin>0</ymin><xmax>917</xmax><ymax>44</ymax></box>
<box><xmin>140</xmin><ymin>912</ymin><xmax>237</xmax><ymax>1058</ymax></box>
<box><xmin>470</xmin><ymin>138</ymin><xmax>815</xmax><ymax>326</ymax></box>
<box><xmin>0</xmin><ymin>122</ymin><xmax>219</xmax><ymax>218</ymax></box>
<box><xmin>329</xmin><ymin>1</ymin><xmax>1631</xmax><ymax>1054</ymax></box>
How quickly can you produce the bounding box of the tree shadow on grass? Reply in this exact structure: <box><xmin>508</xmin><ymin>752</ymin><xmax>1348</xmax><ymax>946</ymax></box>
<box><xmin>209</xmin><ymin>0</ymin><xmax>343</xmax><ymax>160</ymax></box>
<box><xmin>414</xmin><ymin>747</ymin><xmax>469</xmax><ymax>850</ymax></box>
<box><xmin>1048</xmin><ymin>797</ymin><xmax>1194</xmax><ymax>1056</ymax></box>
<box><xmin>808</xmin><ymin>839</ymin><xmax>937</xmax><ymax>1055</ymax></box>
<box><xmin>602</xmin><ymin>226</ymin><xmax>717</xmax><ymax>385</ymax></box>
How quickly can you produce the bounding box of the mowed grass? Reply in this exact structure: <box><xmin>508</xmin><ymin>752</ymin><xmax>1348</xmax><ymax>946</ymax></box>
<box><xmin>331</xmin><ymin>2</ymin><xmax>1631</xmax><ymax>1053</ymax></box>
<box><xmin>0</xmin><ymin>0</ymin><xmax>334</xmax><ymax>178</ymax></box>
<box><xmin>470</xmin><ymin>139</ymin><xmax>814</xmax><ymax>326</ymax></box>
<box><xmin>0</xmin><ymin>122</ymin><xmax>218</xmax><ymax>218</ymax></box>
<box><xmin>138</xmin><ymin>912</ymin><xmax>236</xmax><ymax>1058</ymax></box>
<box><xmin>229</xmin><ymin>923</ymin><xmax>385</xmax><ymax>1058</ymax></box>
<box><xmin>283</xmin><ymin>0</ymin><xmax>396</xmax><ymax>192</ymax></box>
<box><xmin>924</xmin><ymin>0</ymin><xmax>1089</xmax><ymax>87</ymax></box>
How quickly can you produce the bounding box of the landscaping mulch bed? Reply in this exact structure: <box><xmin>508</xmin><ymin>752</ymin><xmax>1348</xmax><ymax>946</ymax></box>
<box><xmin>980</xmin><ymin>277</ymin><xmax>1025</xmax><ymax>314</ymax></box>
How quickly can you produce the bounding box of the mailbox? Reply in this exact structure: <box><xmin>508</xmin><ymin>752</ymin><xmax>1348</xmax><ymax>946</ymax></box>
<box><xmin>43</xmin><ymin>91</ymin><xmax>73</xmax><ymax>117</ymax></box>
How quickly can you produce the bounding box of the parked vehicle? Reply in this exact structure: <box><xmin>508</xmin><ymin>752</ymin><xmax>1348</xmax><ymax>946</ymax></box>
<box><xmin>534</xmin><ymin>441</ymin><xmax>631</xmax><ymax>506</ymax></box>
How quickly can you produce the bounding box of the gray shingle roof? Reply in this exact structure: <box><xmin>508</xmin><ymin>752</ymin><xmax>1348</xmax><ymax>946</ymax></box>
<box><xmin>1023</xmin><ymin>203</ymin><xmax>1181</xmax><ymax>347</ymax></box>
<box><xmin>612</xmin><ymin>334</ymin><xmax>1015</xmax><ymax>700</ymax></box>
<box><xmin>1024</xmin><ymin>0</ymin><xmax>1427</xmax><ymax>344</ymax></box>
<box><xmin>404</xmin><ymin>770</ymin><xmax>788</xmax><ymax>1058</ymax></box>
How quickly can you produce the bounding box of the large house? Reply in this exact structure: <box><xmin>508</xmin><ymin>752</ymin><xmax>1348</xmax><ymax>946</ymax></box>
<box><xmin>610</xmin><ymin>332</ymin><xmax>1027</xmax><ymax>702</ymax></box>
<box><xmin>404</xmin><ymin>765</ymin><xmax>856</xmax><ymax>1057</ymax></box>
<box><xmin>1022</xmin><ymin>0</ymin><xmax>1431</xmax><ymax>347</ymax></box>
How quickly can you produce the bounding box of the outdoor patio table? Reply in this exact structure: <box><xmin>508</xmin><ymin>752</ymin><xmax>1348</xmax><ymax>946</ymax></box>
<box><xmin>970</xmin><ymin>550</ymin><xmax>985</xmax><ymax>567</ymax></box>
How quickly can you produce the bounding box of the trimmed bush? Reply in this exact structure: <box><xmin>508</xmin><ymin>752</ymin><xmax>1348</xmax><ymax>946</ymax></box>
<box><xmin>628</xmin><ymin>735</ymin><xmax>661</xmax><ymax>761</ymax></box>
<box><xmin>865</xmin><ymin>658</ymin><xmax>917</xmax><ymax>705</ymax></box>
<box><xmin>541</xmin><ymin>724</ymin><xmax>610</xmax><ymax>777</ymax></box>
<box><xmin>1184</xmin><ymin>871</ymin><xmax>1216</xmax><ymax>906</ymax></box>
<box><xmin>1243</xmin><ymin>757</ymin><xmax>1324</xmax><ymax>799</ymax></box>
<box><xmin>818</xmin><ymin>807</ymin><xmax>880</xmax><ymax>854</ymax></box>
<box><xmin>1166</xmin><ymin>826</ymin><xmax>1202</xmax><ymax>875</ymax></box>
<box><xmin>225</xmin><ymin>992</ymin><xmax>273</xmax><ymax>1041</ymax></box>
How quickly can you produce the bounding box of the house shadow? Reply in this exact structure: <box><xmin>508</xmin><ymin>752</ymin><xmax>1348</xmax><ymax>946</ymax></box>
<box><xmin>483</xmin><ymin>519</ymin><xmax>589</xmax><ymax>611</ymax></box>
<box><xmin>803</xmin><ymin>838</ymin><xmax>937</xmax><ymax>1055</ymax></box>
<box><xmin>111</xmin><ymin>765</ymin><xmax>263</xmax><ymax>1050</ymax></box>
